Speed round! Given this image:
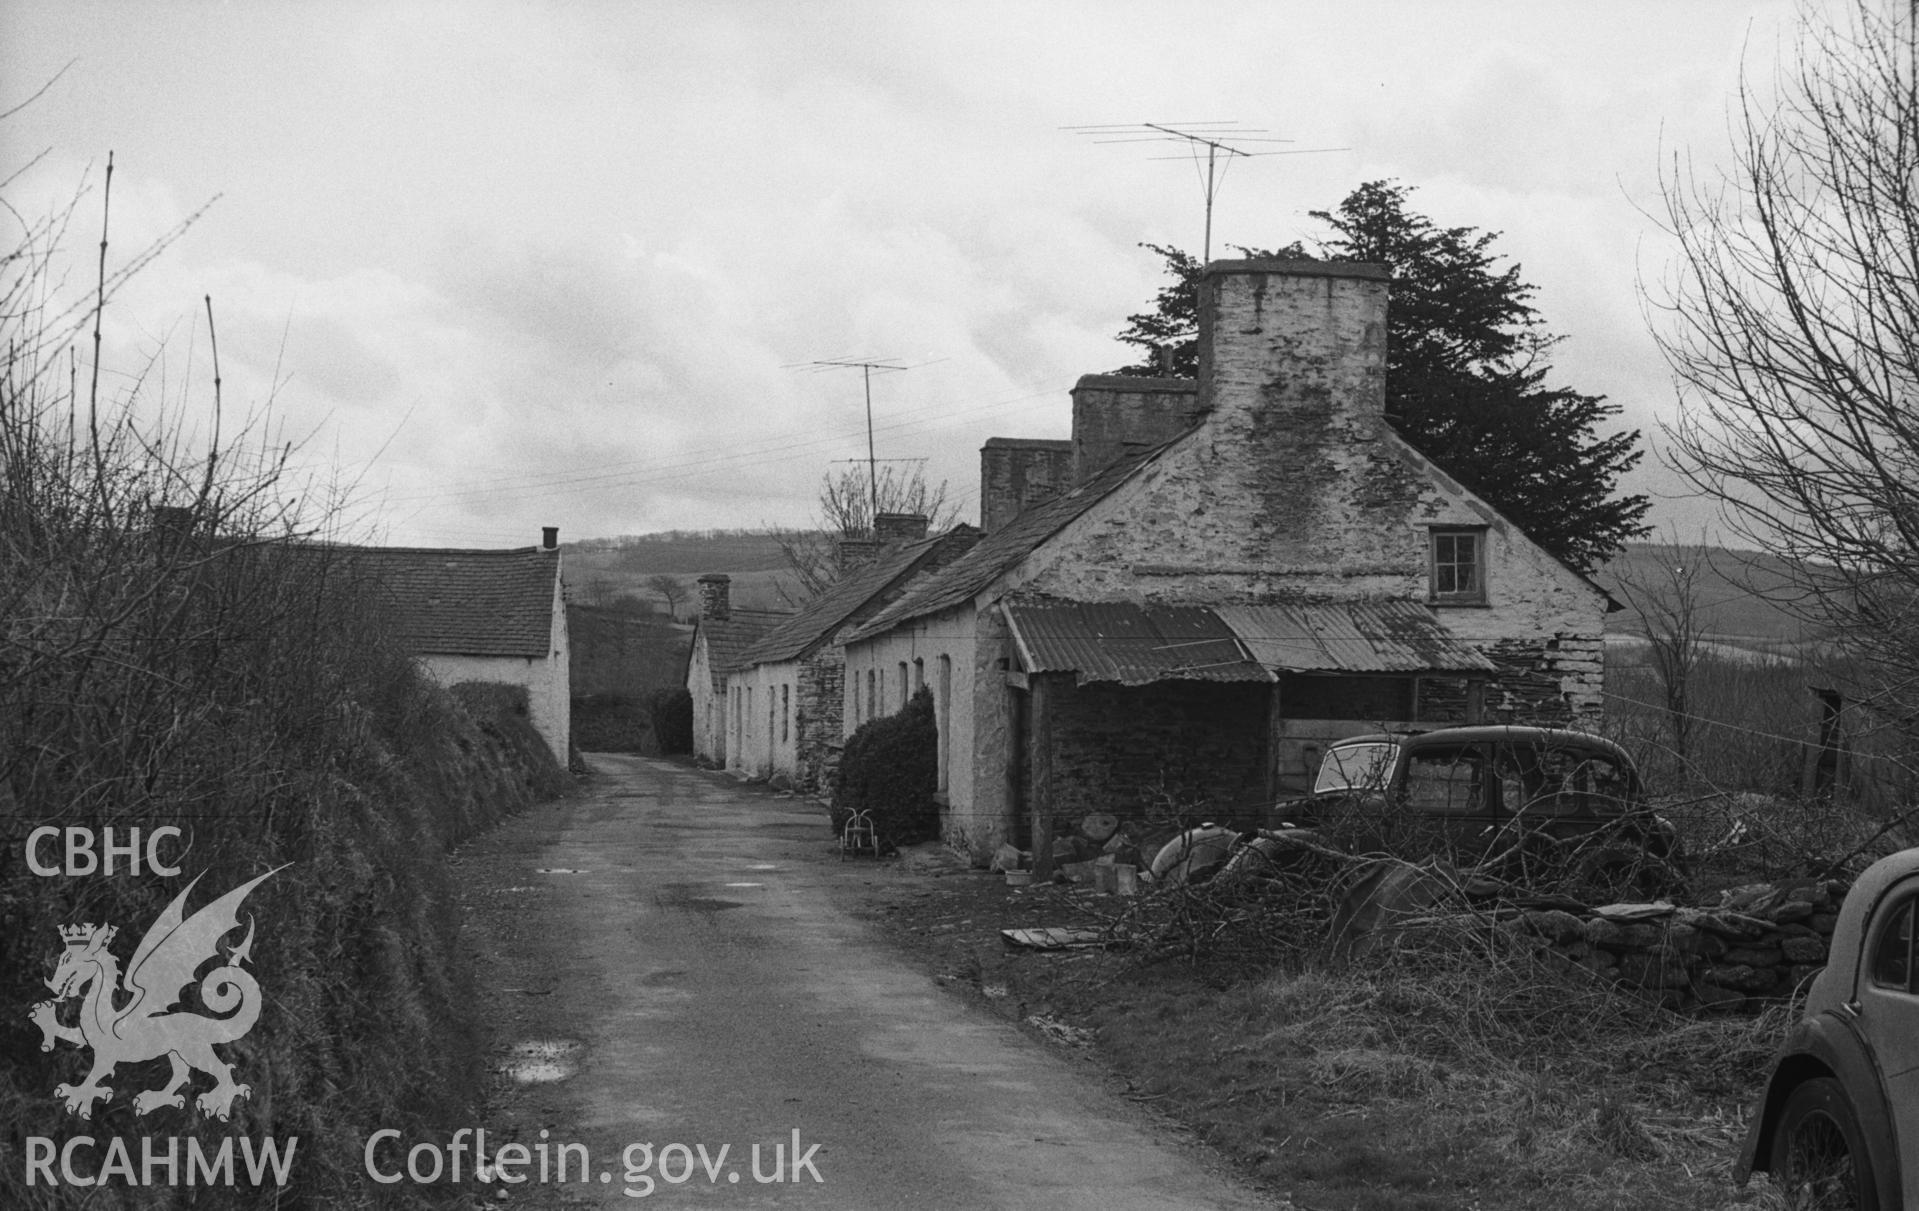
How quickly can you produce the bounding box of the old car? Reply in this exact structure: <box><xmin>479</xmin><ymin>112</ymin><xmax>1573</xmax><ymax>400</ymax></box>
<box><xmin>1264</xmin><ymin>725</ymin><xmax>1681</xmax><ymax>898</ymax></box>
<box><xmin>1737</xmin><ymin>846</ymin><xmax>1919</xmax><ymax>1209</ymax></box>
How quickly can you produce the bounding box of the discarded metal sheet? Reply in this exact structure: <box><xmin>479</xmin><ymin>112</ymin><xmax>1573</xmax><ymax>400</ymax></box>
<box><xmin>1000</xmin><ymin>926</ymin><xmax>1113</xmax><ymax>951</ymax></box>
<box><xmin>1590</xmin><ymin>901</ymin><xmax>1678</xmax><ymax>920</ymax></box>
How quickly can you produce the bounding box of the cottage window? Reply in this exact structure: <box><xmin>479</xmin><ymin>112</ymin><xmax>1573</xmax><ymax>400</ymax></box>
<box><xmin>866</xmin><ymin>669</ymin><xmax>877</xmax><ymax>719</ymax></box>
<box><xmin>913</xmin><ymin>657</ymin><xmax>924</xmax><ymax>691</ymax></box>
<box><xmin>1429</xmin><ymin>528</ymin><xmax>1487</xmax><ymax>604</ymax></box>
<box><xmin>936</xmin><ymin>655</ymin><xmax>952</xmax><ymax>792</ymax></box>
<box><xmin>781</xmin><ymin>684</ymin><xmax>790</xmax><ymax>743</ymax></box>
<box><xmin>851</xmin><ymin>675</ymin><xmax>860</xmax><ymax>724</ymax></box>
<box><xmin>898</xmin><ymin>662</ymin><xmax>909</xmax><ymax>706</ymax></box>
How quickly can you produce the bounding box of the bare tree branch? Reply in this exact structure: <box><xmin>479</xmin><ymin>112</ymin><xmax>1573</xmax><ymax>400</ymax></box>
<box><xmin>1650</xmin><ymin>0</ymin><xmax>1919</xmax><ymax>741</ymax></box>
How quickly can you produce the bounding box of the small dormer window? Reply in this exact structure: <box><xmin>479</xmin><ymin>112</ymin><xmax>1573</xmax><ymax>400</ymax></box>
<box><xmin>1429</xmin><ymin>528</ymin><xmax>1487</xmax><ymax>604</ymax></box>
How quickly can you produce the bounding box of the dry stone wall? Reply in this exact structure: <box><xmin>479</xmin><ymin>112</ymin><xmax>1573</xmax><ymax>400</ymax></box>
<box><xmin>1502</xmin><ymin>877</ymin><xmax>1845</xmax><ymax>1011</ymax></box>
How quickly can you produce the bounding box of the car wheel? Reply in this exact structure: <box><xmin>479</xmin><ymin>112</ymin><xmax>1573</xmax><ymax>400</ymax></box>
<box><xmin>1769</xmin><ymin>1077</ymin><xmax>1879</xmax><ymax>1211</ymax></box>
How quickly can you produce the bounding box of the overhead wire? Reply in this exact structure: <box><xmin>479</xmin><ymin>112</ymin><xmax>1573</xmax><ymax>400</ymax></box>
<box><xmin>373</xmin><ymin>381</ymin><xmax>1070</xmax><ymax>508</ymax></box>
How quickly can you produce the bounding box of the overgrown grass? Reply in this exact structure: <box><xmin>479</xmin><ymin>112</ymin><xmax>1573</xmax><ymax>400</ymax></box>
<box><xmin>1018</xmin><ymin>908</ymin><xmax>1800</xmax><ymax>1210</ymax></box>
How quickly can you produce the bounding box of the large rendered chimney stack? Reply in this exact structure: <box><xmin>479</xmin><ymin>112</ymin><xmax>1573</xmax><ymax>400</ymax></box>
<box><xmin>1196</xmin><ymin>260</ymin><xmax>1387</xmax><ymax>431</ymax></box>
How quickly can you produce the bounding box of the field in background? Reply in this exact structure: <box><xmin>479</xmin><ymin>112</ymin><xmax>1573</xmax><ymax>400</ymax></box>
<box><xmin>1590</xmin><ymin>543</ymin><xmax>1817</xmax><ymax>653</ymax></box>
<box><xmin>568</xmin><ymin>529</ymin><xmax>797</xmax><ymax>617</ymax></box>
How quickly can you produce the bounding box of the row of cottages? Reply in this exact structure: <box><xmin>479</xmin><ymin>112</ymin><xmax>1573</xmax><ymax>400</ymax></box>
<box><xmin>684</xmin><ymin>575</ymin><xmax>791</xmax><ymax>768</ymax></box>
<box><xmin>353</xmin><ymin>526</ymin><xmax>573</xmax><ymax>765</ymax></box>
<box><xmin>721</xmin><ymin>514</ymin><xmax>981</xmax><ymax>787</ymax></box>
<box><xmin>842</xmin><ymin>259</ymin><xmax>1618</xmax><ymax>863</ymax></box>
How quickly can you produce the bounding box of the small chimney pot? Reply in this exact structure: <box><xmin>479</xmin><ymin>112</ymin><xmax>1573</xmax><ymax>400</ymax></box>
<box><xmin>541</xmin><ymin>526</ymin><xmax>560</xmax><ymax>551</ymax></box>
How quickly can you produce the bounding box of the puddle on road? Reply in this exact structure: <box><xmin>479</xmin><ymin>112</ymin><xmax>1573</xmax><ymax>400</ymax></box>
<box><xmin>536</xmin><ymin>868</ymin><xmax>588</xmax><ymax>875</ymax></box>
<box><xmin>722</xmin><ymin>882</ymin><xmax>764</xmax><ymax>888</ymax></box>
<box><xmin>499</xmin><ymin>1039</ymin><xmax>582</xmax><ymax>1084</ymax></box>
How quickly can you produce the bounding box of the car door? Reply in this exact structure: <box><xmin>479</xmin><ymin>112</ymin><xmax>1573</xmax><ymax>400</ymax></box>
<box><xmin>1399</xmin><ymin>742</ymin><xmax>1491</xmax><ymax>858</ymax></box>
<box><xmin>1854</xmin><ymin>876</ymin><xmax>1919</xmax><ymax>1204</ymax></box>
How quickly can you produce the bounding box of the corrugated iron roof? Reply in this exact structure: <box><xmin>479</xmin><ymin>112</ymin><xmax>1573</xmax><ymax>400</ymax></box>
<box><xmin>1213</xmin><ymin>600</ymin><xmax>1496</xmax><ymax>673</ymax></box>
<box><xmin>1004</xmin><ymin>601</ymin><xmax>1274</xmax><ymax>685</ymax></box>
<box><xmin>1003</xmin><ymin>598</ymin><xmax>1495</xmax><ymax>685</ymax></box>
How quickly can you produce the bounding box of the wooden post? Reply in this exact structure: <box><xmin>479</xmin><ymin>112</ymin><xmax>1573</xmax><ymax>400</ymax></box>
<box><xmin>1029</xmin><ymin>672</ymin><xmax>1063</xmax><ymax>881</ymax></box>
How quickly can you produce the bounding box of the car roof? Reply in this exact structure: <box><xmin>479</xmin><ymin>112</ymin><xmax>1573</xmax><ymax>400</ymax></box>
<box><xmin>1327</xmin><ymin>726</ymin><xmax>1635</xmax><ymax>764</ymax></box>
<box><xmin>1811</xmin><ymin>845</ymin><xmax>1919</xmax><ymax>1013</ymax></box>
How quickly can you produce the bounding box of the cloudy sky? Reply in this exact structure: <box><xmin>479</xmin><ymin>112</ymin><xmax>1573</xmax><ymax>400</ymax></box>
<box><xmin>1</xmin><ymin>1</ymin><xmax>1807</xmax><ymax>549</ymax></box>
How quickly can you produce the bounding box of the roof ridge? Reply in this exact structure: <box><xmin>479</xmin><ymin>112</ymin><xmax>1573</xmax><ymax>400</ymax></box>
<box><xmin>846</xmin><ymin>435</ymin><xmax>1186</xmax><ymax>641</ymax></box>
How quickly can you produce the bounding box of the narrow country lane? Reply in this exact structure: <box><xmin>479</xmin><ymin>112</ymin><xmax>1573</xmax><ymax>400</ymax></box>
<box><xmin>457</xmin><ymin>754</ymin><xmax>1275</xmax><ymax>1210</ymax></box>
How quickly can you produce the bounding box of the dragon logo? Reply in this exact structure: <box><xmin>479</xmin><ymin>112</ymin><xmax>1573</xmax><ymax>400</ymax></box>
<box><xmin>29</xmin><ymin>866</ymin><xmax>284</xmax><ymax>1120</ymax></box>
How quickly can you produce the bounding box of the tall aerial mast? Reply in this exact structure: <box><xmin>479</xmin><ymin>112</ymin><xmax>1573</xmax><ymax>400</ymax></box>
<box><xmin>1065</xmin><ymin>120</ymin><xmax>1347</xmax><ymax>261</ymax></box>
<box><xmin>787</xmin><ymin>357</ymin><xmax>911</xmax><ymax>526</ymax></box>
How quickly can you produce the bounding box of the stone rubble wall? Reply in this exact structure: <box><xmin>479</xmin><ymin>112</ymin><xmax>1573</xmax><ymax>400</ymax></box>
<box><xmin>1500</xmin><ymin>877</ymin><xmax>1846</xmax><ymax>1012</ymax></box>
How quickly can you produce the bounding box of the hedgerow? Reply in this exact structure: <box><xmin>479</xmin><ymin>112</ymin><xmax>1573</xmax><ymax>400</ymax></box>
<box><xmin>0</xmin><ymin>159</ymin><xmax>561</xmax><ymax>1208</ymax></box>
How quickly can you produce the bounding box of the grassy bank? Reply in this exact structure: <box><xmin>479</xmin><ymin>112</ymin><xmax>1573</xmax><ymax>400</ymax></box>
<box><xmin>0</xmin><ymin>180</ymin><xmax>565</xmax><ymax>1206</ymax></box>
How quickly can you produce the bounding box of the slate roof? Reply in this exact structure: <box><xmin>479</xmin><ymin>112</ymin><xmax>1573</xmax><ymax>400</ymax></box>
<box><xmin>743</xmin><ymin>527</ymin><xmax>981</xmax><ymax>666</ymax></box>
<box><xmin>847</xmin><ymin>446</ymin><xmax>1168</xmax><ymax>643</ymax></box>
<box><xmin>692</xmin><ymin>608</ymin><xmax>791</xmax><ymax>693</ymax></box>
<box><xmin>350</xmin><ymin>546</ymin><xmax>561</xmax><ymax>658</ymax></box>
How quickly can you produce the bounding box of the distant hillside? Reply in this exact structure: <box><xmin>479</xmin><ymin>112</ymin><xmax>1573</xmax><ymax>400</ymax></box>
<box><xmin>1591</xmin><ymin>543</ymin><xmax>1822</xmax><ymax>649</ymax></box>
<box><xmin>567</xmin><ymin>529</ymin><xmax>799</xmax><ymax>617</ymax></box>
<box><xmin>569</xmin><ymin>529</ymin><xmax>794</xmax><ymax>573</ymax></box>
<box><xmin>567</xmin><ymin>532</ymin><xmax>1829</xmax><ymax>652</ymax></box>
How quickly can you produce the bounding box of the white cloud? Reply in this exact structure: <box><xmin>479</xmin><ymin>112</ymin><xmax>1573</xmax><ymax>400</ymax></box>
<box><xmin>0</xmin><ymin>0</ymin><xmax>1811</xmax><ymax>546</ymax></box>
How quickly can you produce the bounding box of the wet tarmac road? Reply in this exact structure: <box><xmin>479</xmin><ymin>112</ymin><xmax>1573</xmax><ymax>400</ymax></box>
<box><xmin>464</xmin><ymin>754</ymin><xmax>1274</xmax><ymax>1209</ymax></box>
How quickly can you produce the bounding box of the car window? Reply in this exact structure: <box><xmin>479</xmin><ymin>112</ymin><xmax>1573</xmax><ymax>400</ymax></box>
<box><xmin>1403</xmin><ymin>746</ymin><xmax>1484</xmax><ymax>815</ymax></box>
<box><xmin>1519</xmin><ymin>746</ymin><xmax>1631</xmax><ymax>817</ymax></box>
<box><xmin>1870</xmin><ymin>898</ymin><xmax>1914</xmax><ymax>993</ymax></box>
<box><xmin>1315</xmin><ymin>743</ymin><xmax>1399</xmax><ymax>794</ymax></box>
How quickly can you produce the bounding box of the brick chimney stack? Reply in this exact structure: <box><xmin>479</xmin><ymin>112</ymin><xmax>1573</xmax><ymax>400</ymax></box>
<box><xmin>873</xmin><ymin>512</ymin><xmax>929</xmax><ymax>546</ymax></box>
<box><xmin>541</xmin><ymin>526</ymin><xmax>559</xmax><ymax>551</ymax></box>
<box><xmin>979</xmin><ymin>438</ymin><xmax>1073</xmax><ymax>533</ymax></box>
<box><xmin>696</xmin><ymin>573</ymin><xmax>731</xmax><ymax>621</ymax></box>
<box><xmin>1069</xmin><ymin>375</ymin><xmax>1204</xmax><ymax>485</ymax></box>
<box><xmin>837</xmin><ymin>536</ymin><xmax>879</xmax><ymax>568</ymax></box>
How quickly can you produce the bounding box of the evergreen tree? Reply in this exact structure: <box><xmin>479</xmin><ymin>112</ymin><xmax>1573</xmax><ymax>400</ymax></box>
<box><xmin>1112</xmin><ymin>181</ymin><xmax>1650</xmax><ymax>571</ymax></box>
